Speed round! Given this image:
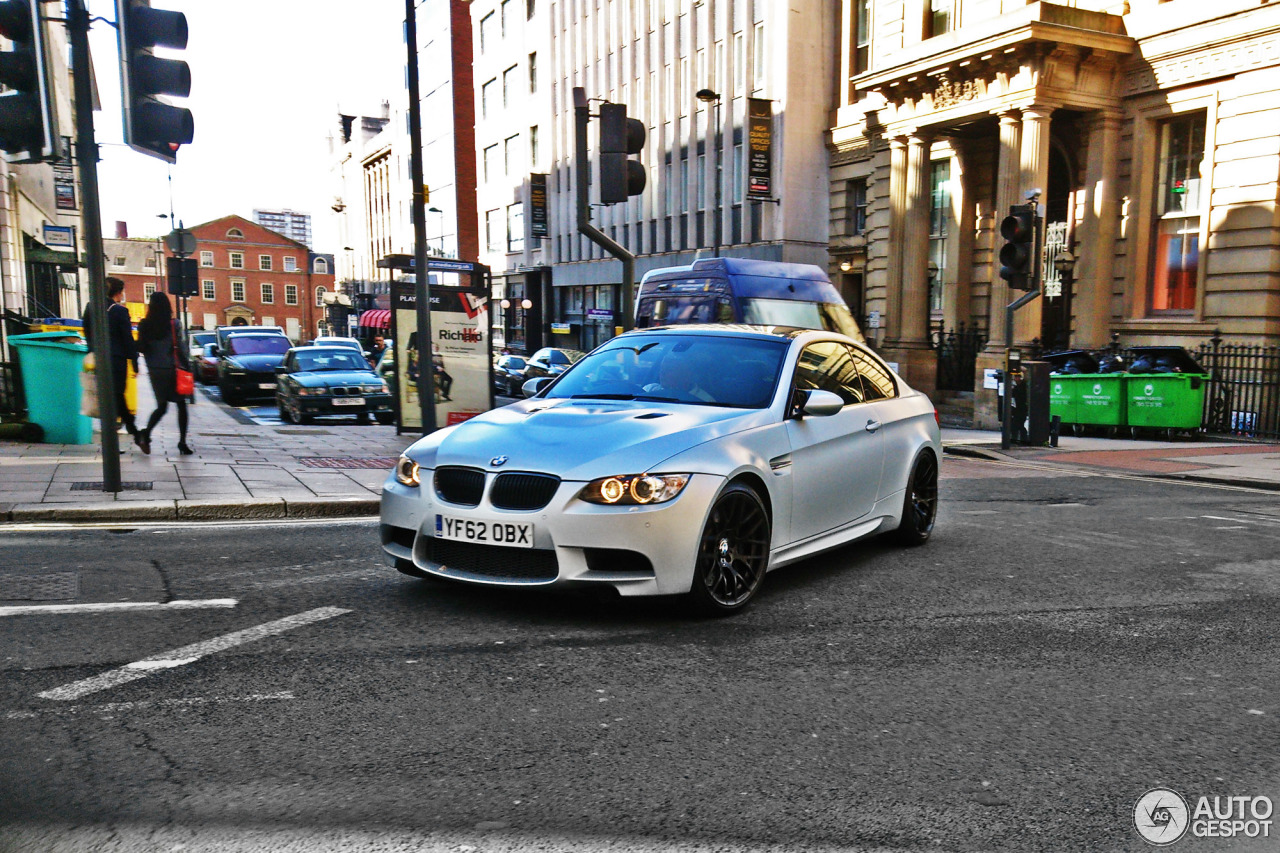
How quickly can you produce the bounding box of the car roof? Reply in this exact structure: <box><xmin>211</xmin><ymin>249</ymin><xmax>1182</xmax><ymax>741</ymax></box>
<box><xmin>289</xmin><ymin>345</ymin><xmax>369</xmax><ymax>355</ymax></box>
<box><xmin>614</xmin><ymin>323</ymin><xmax>814</xmax><ymax>342</ymax></box>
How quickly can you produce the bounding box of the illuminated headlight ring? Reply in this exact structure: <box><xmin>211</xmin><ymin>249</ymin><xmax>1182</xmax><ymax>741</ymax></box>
<box><xmin>395</xmin><ymin>455</ymin><xmax>421</xmax><ymax>487</ymax></box>
<box><xmin>579</xmin><ymin>473</ymin><xmax>690</xmax><ymax>506</ymax></box>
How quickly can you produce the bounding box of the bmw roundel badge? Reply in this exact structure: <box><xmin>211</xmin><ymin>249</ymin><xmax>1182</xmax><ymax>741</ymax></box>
<box><xmin>490</xmin><ymin>455</ymin><xmax>508</xmax><ymax>467</ymax></box>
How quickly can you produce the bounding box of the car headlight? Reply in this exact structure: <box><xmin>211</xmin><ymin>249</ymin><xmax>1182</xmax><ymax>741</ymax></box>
<box><xmin>395</xmin><ymin>455</ymin><xmax>420</xmax><ymax>487</ymax></box>
<box><xmin>298</xmin><ymin>386</ymin><xmax>326</xmax><ymax>396</ymax></box>
<box><xmin>363</xmin><ymin>383</ymin><xmax>384</xmax><ymax>393</ymax></box>
<box><xmin>579</xmin><ymin>473</ymin><xmax>690</xmax><ymax>505</ymax></box>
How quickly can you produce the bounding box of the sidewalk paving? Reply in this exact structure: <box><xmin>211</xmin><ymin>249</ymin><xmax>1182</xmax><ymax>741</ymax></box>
<box><xmin>3</xmin><ymin>377</ymin><xmax>1280</xmax><ymax>523</ymax></box>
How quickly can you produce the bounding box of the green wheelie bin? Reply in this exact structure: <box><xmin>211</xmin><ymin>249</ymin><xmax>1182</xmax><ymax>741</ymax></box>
<box><xmin>1044</xmin><ymin>351</ymin><xmax>1128</xmax><ymax>437</ymax></box>
<box><xmin>9</xmin><ymin>331</ymin><xmax>92</xmax><ymax>444</ymax></box>
<box><xmin>1125</xmin><ymin>346</ymin><xmax>1209</xmax><ymax>438</ymax></box>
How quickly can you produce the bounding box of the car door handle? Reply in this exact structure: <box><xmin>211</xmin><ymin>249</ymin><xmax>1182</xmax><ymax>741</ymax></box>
<box><xmin>865</xmin><ymin>419</ymin><xmax>881</xmax><ymax>433</ymax></box>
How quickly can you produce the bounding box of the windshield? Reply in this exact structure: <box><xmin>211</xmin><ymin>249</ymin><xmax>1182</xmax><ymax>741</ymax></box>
<box><xmin>543</xmin><ymin>334</ymin><xmax>786</xmax><ymax>408</ymax></box>
<box><xmin>295</xmin><ymin>350</ymin><xmax>371</xmax><ymax>372</ymax></box>
<box><xmin>635</xmin><ymin>295</ymin><xmax>735</xmax><ymax>327</ymax></box>
<box><xmin>501</xmin><ymin>357</ymin><xmax>527</xmax><ymax>369</ymax></box>
<box><xmin>740</xmin><ymin>298</ymin><xmax>865</xmax><ymax>343</ymax></box>
<box><xmin>548</xmin><ymin>350</ymin><xmax>581</xmax><ymax>365</ymax></box>
<box><xmin>191</xmin><ymin>332</ymin><xmax>216</xmax><ymax>347</ymax></box>
<box><xmin>227</xmin><ymin>336</ymin><xmax>291</xmax><ymax>356</ymax></box>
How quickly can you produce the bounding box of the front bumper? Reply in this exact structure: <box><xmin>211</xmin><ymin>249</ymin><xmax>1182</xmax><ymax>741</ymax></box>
<box><xmin>295</xmin><ymin>393</ymin><xmax>394</xmax><ymax>416</ymax></box>
<box><xmin>223</xmin><ymin>372</ymin><xmax>278</xmax><ymax>399</ymax></box>
<box><xmin>379</xmin><ymin>470</ymin><xmax>723</xmax><ymax>596</ymax></box>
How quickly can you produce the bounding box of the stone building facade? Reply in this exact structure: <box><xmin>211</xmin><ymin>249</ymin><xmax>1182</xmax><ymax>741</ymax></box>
<box><xmin>828</xmin><ymin>0</ymin><xmax>1280</xmax><ymax>426</ymax></box>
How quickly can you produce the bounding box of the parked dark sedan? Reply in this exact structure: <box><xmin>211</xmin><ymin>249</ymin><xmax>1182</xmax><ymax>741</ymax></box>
<box><xmin>522</xmin><ymin>347</ymin><xmax>584</xmax><ymax>383</ymax></box>
<box><xmin>217</xmin><ymin>333</ymin><xmax>293</xmax><ymax>406</ymax></box>
<box><xmin>275</xmin><ymin>346</ymin><xmax>394</xmax><ymax>425</ymax></box>
<box><xmin>493</xmin><ymin>354</ymin><xmax>528</xmax><ymax>396</ymax></box>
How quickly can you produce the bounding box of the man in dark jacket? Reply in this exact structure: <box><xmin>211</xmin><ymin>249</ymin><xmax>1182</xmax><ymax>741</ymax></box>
<box><xmin>83</xmin><ymin>277</ymin><xmax>139</xmax><ymax>436</ymax></box>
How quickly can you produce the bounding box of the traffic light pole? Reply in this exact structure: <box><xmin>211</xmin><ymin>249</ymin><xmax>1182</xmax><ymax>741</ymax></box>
<box><xmin>573</xmin><ymin>87</ymin><xmax>635</xmax><ymax>329</ymax></box>
<box><xmin>405</xmin><ymin>0</ymin><xmax>436</xmax><ymax>435</ymax></box>
<box><xmin>68</xmin><ymin>0</ymin><xmax>121</xmax><ymax>492</ymax></box>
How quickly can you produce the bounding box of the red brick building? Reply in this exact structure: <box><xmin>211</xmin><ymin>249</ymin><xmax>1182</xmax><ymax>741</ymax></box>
<box><xmin>104</xmin><ymin>215</ymin><xmax>336</xmax><ymax>342</ymax></box>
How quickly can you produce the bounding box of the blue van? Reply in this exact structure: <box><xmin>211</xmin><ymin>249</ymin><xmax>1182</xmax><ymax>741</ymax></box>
<box><xmin>634</xmin><ymin>257</ymin><xmax>864</xmax><ymax>343</ymax></box>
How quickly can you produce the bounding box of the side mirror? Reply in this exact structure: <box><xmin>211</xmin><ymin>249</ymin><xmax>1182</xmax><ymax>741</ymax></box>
<box><xmin>800</xmin><ymin>389</ymin><xmax>844</xmax><ymax>417</ymax></box>
<box><xmin>210</xmin><ymin>345</ymin><xmax>220</xmax><ymax>356</ymax></box>
<box><xmin>274</xmin><ymin>366</ymin><xmax>287</xmax><ymax>374</ymax></box>
<box><xmin>521</xmin><ymin>376</ymin><xmax>552</xmax><ymax>398</ymax></box>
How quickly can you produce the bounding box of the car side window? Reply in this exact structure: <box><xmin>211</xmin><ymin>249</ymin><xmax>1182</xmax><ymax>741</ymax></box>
<box><xmin>851</xmin><ymin>348</ymin><xmax>898</xmax><ymax>401</ymax></box>
<box><xmin>793</xmin><ymin>342</ymin><xmax>865</xmax><ymax>407</ymax></box>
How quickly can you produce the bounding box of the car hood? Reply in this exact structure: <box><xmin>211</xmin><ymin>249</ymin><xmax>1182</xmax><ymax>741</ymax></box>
<box><xmin>224</xmin><ymin>354</ymin><xmax>286</xmax><ymax>372</ymax></box>
<box><xmin>292</xmin><ymin>370</ymin><xmax>379</xmax><ymax>388</ymax></box>
<box><xmin>417</xmin><ymin>397</ymin><xmax>766</xmax><ymax>480</ymax></box>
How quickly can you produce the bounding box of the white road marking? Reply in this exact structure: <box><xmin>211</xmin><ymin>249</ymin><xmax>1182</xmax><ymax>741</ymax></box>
<box><xmin>37</xmin><ymin>606</ymin><xmax>351</xmax><ymax>701</ymax></box>
<box><xmin>7</xmin><ymin>692</ymin><xmax>295</xmax><ymax>719</ymax></box>
<box><xmin>0</xmin><ymin>599</ymin><xmax>237</xmax><ymax>618</ymax></box>
<box><xmin>1202</xmin><ymin>515</ymin><xmax>1258</xmax><ymax>524</ymax></box>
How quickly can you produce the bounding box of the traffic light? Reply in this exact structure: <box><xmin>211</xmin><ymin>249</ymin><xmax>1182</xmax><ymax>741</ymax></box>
<box><xmin>166</xmin><ymin>256</ymin><xmax>197</xmax><ymax>296</ymax></box>
<box><xmin>0</xmin><ymin>0</ymin><xmax>59</xmax><ymax>162</ymax></box>
<box><xmin>116</xmin><ymin>0</ymin><xmax>193</xmax><ymax>163</ymax></box>
<box><xmin>598</xmin><ymin>102</ymin><xmax>645</xmax><ymax>204</ymax></box>
<box><xmin>999</xmin><ymin>203</ymin><xmax>1038</xmax><ymax>292</ymax></box>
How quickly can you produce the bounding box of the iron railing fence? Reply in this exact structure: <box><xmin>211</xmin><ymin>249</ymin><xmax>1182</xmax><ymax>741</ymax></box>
<box><xmin>0</xmin><ymin>360</ymin><xmax>24</xmax><ymax>419</ymax></box>
<box><xmin>930</xmin><ymin>323</ymin><xmax>986</xmax><ymax>393</ymax></box>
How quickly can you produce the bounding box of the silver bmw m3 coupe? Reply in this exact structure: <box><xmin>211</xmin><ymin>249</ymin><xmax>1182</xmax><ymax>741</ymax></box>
<box><xmin>380</xmin><ymin>325</ymin><xmax>941</xmax><ymax>614</ymax></box>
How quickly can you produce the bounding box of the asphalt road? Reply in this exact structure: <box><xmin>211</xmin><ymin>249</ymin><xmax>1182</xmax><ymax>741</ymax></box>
<box><xmin>2</xmin><ymin>456</ymin><xmax>1279</xmax><ymax>852</ymax></box>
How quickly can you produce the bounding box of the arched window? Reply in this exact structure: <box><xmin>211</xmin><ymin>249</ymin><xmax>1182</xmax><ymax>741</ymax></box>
<box><xmin>314</xmin><ymin>257</ymin><xmax>329</xmax><ymax>274</ymax></box>
<box><xmin>315</xmin><ymin>285</ymin><xmax>327</xmax><ymax>307</ymax></box>
<box><xmin>226</xmin><ymin>228</ymin><xmax>244</xmax><ymax>239</ymax></box>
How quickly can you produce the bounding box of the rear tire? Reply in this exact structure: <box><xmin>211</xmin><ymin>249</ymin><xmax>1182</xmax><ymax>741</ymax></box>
<box><xmin>894</xmin><ymin>451</ymin><xmax>938</xmax><ymax>546</ymax></box>
<box><xmin>687</xmin><ymin>483</ymin><xmax>770</xmax><ymax>616</ymax></box>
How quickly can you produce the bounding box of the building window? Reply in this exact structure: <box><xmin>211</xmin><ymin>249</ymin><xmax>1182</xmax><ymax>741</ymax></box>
<box><xmin>482</xmin><ymin>78</ymin><xmax>496</xmax><ymax>119</ymax></box>
<box><xmin>753</xmin><ymin>23</ymin><xmax>765</xmax><ymax>90</ymax></box>
<box><xmin>928</xmin><ymin>161</ymin><xmax>951</xmax><ymax>313</ymax></box>
<box><xmin>500</xmin><ymin>0</ymin><xmax>511</xmax><ymax>35</ymax></box>
<box><xmin>503</xmin><ymin>65</ymin><xmax>517</xmax><ymax>108</ymax></box>
<box><xmin>854</xmin><ymin>0</ymin><xmax>872</xmax><ymax>74</ymax></box>
<box><xmin>529</xmin><ymin>125</ymin><xmax>539</xmax><ymax>165</ymax></box>
<box><xmin>226</xmin><ymin>228</ymin><xmax>244</xmax><ymax>239</ymax></box>
<box><xmin>314</xmin><ymin>258</ymin><xmax>327</xmax><ymax>273</ymax></box>
<box><xmin>315</xmin><ymin>285</ymin><xmax>327</xmax><ymax>307</ymax></box>
<box><xmin>144</xmin><ymin>283</ymin><xmax>156</xmax><ymax>300</ymax></box>
<box><xmin>483</xmin><ymin>144</ymin><xmax>499</xmax><ymax>182</ymax></box>
<box><xmin>261</xmin><ymin>283</ymin><xmax>274</xmax><ymax>304</ymax></box>
<box><xmin>200</xmin><ymin>250</ymin><xmax>214</xmax><ymax>267</ymax></box>
<box><xmin>507</xmin><ymin>203</ymin><xmax>524</xmax><ymax>252</ymax></box>
<box><xmin>529</xmin><ymin>52</ymin><xmax>537</xmax><ymax>93</ymax></box>
<box><xmin>526</xmin><ymin>0</ymin><xmax>534</xmax><ymax>18</ymax></box>
<box><xmin>847</xmin><ymin>178</ymin><xmax>867</xmax><ymax>236</ymax></box>
<box><xmin>1150</xmin><ymin>111</ymin><xmax>1206</xmax><ymax>314</ymax></box>
<box><xmin>285</xmin><ymin>284</ymin><xmax>298</xmax><ymax>305</ymax></box>
<box><xmin>113</xmin><ymin>256</ymin><xmax>125</xmax><ymax>267</ymax></box>
<box><xmin>504</xmin><ymin>134</ymin><xmax>520</xmax><ymax>176</ymax></box>
<box><xmin>485</xmin><ymin>209</ymin><xmax>502</xmax><ymax>253</ymax></box>
<box><xmin>262</xmin><ymin>316</ymin><xmax>274</xmax><ymax>328</ymax></box>
<box><xmin>927</xmin><ymin>0</ymin><xmax>955</xmax><ymax>38</ymax></box>
<box><xmin>144</xmin><ymin>255</ymin><xmax>156</xmax><ymax>269</ymax></box>
<box><xmin>283</xmin><ymin>256</ymin><xmax>297</xmax><ymax>272</ymax></box>
<box><xmin>232</xmin><ymin>280</ymin><xmax>245</xmax><ymax>302</ymax></box>
<box><xmin>480</xmin><ymin>12</ymin><xmax>494</xmax><ymax>52</ymax></box>
<box><xmin>202</xmin><ymin>280</ymin><xmax>215</xmax><ymax>300</ymax></box>
<box><xmin>259</xmin><ymin>254</ymin><xmax>272</xmax><ymax>271</ymax></box>
<box><xmin>229</xmin><ymin>252</ymin><xmax>244</xmax><ymax>269</ymax></box>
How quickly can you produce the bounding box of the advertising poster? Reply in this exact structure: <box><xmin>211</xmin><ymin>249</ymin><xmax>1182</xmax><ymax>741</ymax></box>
<box><xmin>529</xmin><ymin>173</ymin><xmax>548</xmax><ymax>238</ymax></box>
<box><xmin>746</xmin><ymin>98</ymin><xmax>773</xmax><ymax>198</ymax></box>
<box><xmin>392</xmin><ymin>278</ymin><xmax>492</xmax><ymax>431</ymax></box>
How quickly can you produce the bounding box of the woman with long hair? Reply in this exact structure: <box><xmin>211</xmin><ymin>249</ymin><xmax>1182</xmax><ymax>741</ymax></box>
<box><xmin>135</xmin><ymin>291</ymin><xmax>193</xmax><ymax>455</ymax></box>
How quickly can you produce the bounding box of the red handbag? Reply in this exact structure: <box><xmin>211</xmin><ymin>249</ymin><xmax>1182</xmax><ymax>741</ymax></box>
<box><xmin>172</xmin><ymin>322</ymin><xmax>194</xmax><ymax>396</ymax></box>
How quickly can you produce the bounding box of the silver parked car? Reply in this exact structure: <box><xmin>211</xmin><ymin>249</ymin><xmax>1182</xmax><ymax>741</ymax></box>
<box><xmin>380</xmin><ymin>325</ymin><xmax>940</xmax><ymax>614</ymax></box>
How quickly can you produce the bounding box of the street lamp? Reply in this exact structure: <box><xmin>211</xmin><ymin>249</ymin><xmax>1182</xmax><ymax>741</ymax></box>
<box><xmin>695</xmin><ymin>88</ymin><xmax>722</xmax><ymax>258</ymax></box>
<box><xmin>428</xmin><ymin>206</ymin><xmax>445</xmax><ymax>255</ymax></box>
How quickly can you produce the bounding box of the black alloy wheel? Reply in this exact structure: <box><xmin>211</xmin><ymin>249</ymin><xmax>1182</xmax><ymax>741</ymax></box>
<box><xmin>894</xmin><ymin>451</ymin><xmax>938</xmax><ymax>546</ymax></box>
<box><xmin>688</xmin><ymin>483</ymin><xmax>770</xmax><ymax>615</ymax></box>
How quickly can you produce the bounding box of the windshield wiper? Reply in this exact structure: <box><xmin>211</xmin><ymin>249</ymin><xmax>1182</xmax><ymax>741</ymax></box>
<box><xmin>569</xmin><ymin>393</ymin><xmax>637</xmax><ymax>400</ymax></box>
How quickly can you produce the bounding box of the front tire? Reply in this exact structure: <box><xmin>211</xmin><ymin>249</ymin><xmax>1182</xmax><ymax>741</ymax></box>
<box><xmin>687</xmin><ymin>483</ymin><xmax>770</xmax><ymax>615</ymax></box>
<box><xmin>894</xmin><ymin>451</ymin><xmax>938</xmax><ymax>546</ymax></box>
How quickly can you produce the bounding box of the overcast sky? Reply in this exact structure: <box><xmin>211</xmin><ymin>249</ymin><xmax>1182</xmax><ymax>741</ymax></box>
<box><xmin>86</xmin><ymin>0</ymin><xmax>407</xmax><ymax>250</ymax></box>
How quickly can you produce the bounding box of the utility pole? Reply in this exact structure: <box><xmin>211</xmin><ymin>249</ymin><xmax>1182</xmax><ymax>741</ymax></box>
<box><xmin>68</xmin><ymin>0</ymin><xmax>121</xmax><ymax>491</ymax></box>
<box><xmin>405</xmin><ymin>0</ymin><xmax>436</xmax><ymax>435</ymax></box>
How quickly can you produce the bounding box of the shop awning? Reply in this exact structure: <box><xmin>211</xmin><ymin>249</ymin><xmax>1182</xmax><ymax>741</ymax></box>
<box><xmin>359</xmin><ymin>309</ymin><xmax>391</xmax><ymax>329</ymax></box>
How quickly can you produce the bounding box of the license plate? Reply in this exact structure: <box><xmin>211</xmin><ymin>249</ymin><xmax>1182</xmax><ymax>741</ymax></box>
<box><xmin>332</xmin><ymin>397</ymin><xmax>365</xmax><ymax>406</ymax></box>
<box><xmin>258</xmin><ymin>382</ymin><xmax>275</xmax><ymax>390</ymax></box>
<box><xmin>435</xmin><ymin>514</ymin><xmax>533</xmax><ymax>547</ymax></box>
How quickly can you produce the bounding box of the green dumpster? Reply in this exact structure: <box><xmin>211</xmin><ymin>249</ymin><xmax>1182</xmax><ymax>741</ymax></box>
<box><xmin>9</xmin><ymin>331</ymin><xmax>92</xmax><ymax>444</ymax></box>
<box><xmin>1125</xmin><ymin>346</ymin><xmax>1209</xmax><ymax>436</ymax></box>
<box><xmin>1043</xmin><ymin>351</ymin><xmax>1127</xmax><ymax>435</ymax></box>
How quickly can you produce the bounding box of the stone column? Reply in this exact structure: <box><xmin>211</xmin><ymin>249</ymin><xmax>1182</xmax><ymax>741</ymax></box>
<box><xmin>1073</xmin><ymin>112</ymin><xmax>1121</xmax><ymax>348</ymax></box>
<box><xmin>1014</xmin><ymin>105</ymin><xmax>1054</xmax><ymax>345</ymax></box>
<box><xmin>884</xmin><ymin>136</ymin><xmax>909</xmax><ymax>347</ymax></box>
<box><xmin>901</xmin><ymin>130</ymin><xmax>935</xmax><ymax>346</ymax></box>
<box><xmin>985</xmin><ymin>109</ymin><xmax>1022</xmax><ymax>352</ymax></box>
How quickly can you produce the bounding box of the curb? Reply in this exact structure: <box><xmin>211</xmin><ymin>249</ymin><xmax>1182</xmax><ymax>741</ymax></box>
<box><xmin>4</xmin><ymin>497</ymin><xmax>380</xmax><ymax>524</ymax></box>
